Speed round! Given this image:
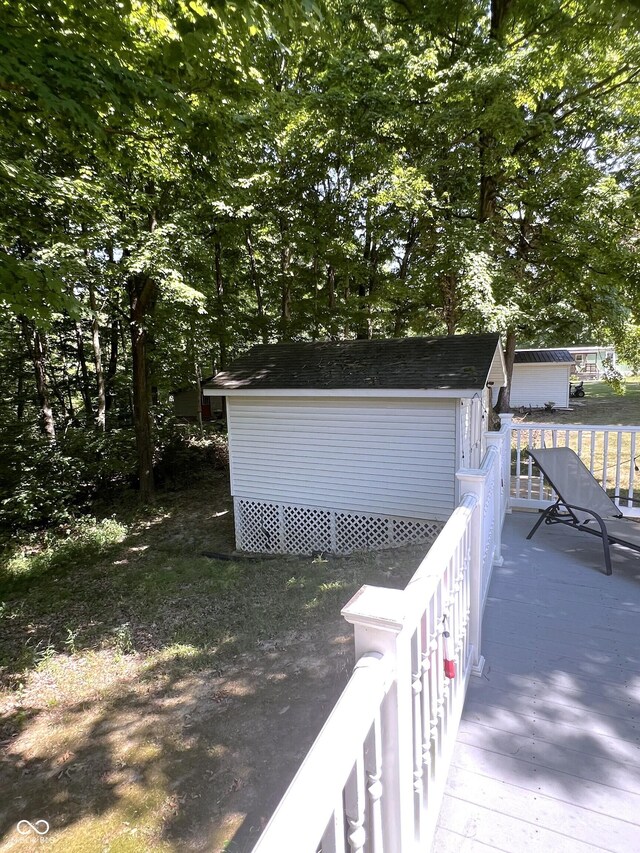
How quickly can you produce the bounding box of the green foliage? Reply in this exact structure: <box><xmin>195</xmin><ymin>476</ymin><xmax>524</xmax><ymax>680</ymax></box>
<box><xmin>616</xmin><ymin>325</ymin><xmax>640</xmax><ymax>374</ymax></box>
<box><xmin>0</xmin><ymin>427</ymin><xmax>137</xmax><ymax>532</ymax></box>
<box><xmin>1</xmin><ymin>0</ymin><xmax>640</xmax><ymax>524</ymax></box>
<box><xmin>113</xmin><ymin>623</ymin><xmax>135</xmax><ymax>656</ymax></box>
<box><xmin>601</xmin><ymin>356</ymin><xmax>626</xmax><ymax>395</ymax></box>
<box><xmin>154</xmin><ymin>430</ymin><xmax>229</xmax><ymax>489</ymax></box>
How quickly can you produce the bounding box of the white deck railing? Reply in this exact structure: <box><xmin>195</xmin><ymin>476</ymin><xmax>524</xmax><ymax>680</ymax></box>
<box><xmin>510</xmin><ymin>422</ymin><xmax>640</xmax><ymax>517</ymax></box>
<box><xmin>252</xmin><ymin>423</ymin><xmax>511</xmax><ymax>853</ymax></box>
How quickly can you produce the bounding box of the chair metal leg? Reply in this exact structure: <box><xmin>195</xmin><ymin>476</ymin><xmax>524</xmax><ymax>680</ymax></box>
<box><xmin>527</xmin><ymin>505</ymin><xmax>555</xmax><ymax>540</ymax></box>
<box><xmin>581</xmin><ymin>510</ymin><xmax>613</xmax><ymax>576</ymax></box>
<box><xmin>602</xmin><ymin>537</ymin><xmax>613</xmax><ymax>576</ymax></box>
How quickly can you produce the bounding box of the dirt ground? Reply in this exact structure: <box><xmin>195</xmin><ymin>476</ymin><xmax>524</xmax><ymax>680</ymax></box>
<box><xmin>0</xmin><ymin>474</ymin><xmax>427</xmax><ymax>852</ymax></box>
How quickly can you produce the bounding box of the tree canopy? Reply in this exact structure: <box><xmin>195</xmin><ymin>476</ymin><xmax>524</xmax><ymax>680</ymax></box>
<box><xmin>1</xmin><ymin>0</ymin><xmax>639</xmax><ymax>517</ymax></box>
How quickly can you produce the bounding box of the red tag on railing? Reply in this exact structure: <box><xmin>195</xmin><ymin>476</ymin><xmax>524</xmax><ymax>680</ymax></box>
<box><xmin>443</xmin><ymin>629</ymin><xmax>456</xmax><ymax>679</ymax></box>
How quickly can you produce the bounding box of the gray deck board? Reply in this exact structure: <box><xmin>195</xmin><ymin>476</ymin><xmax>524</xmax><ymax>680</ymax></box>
<box><xmin>434</xmin><ymin>512</ymin><xmax>640</xmax><ymax>852</ymax></box>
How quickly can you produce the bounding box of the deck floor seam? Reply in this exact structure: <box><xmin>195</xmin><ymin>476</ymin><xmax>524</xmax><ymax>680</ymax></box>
<box><xmin>458</xmin><ymin>716</ymin><xmax>640</xmax><ymax>765</ymax></box>
<box><xmin>453</xmin><ymin>740</ymin><xmax>640</xmax><ymax>797</ymax></box>
<box><xmin>442</xmin><ymin>791</ymin><xmax>621</xmax><ymax>852</ymax></box>
<box><xmin>467</xmin><ymin>685</ymin><xmax>639</xmax><ymax>728</ymax></box>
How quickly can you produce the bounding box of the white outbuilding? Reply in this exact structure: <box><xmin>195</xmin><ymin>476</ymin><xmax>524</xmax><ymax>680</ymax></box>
<box><xmin>506</xmin><ymin>349</ymin><xmax>574</xmax><ymax>409</ymax></box>
<box><xmin>204</xmin><ymin>334</ymin><xmax>506</xmax><ymax>555</ymax></box>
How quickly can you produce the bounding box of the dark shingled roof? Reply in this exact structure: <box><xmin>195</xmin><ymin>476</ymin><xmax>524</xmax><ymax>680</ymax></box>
<box><xmin>515</xmin><ymin>349</ymin><xmax>574</xmax><ymax>365</ymax></box>
<box><xmin>205</xmin><ymin>334</ymin><xmax>501</xmax><ymax>391</ymax></box>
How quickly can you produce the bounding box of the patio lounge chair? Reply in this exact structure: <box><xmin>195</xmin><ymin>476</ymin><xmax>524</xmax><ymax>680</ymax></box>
<box><xmin>526</xmin><ymin>446</ymin><xmax>640</xmax><ymax>575</ymax></box>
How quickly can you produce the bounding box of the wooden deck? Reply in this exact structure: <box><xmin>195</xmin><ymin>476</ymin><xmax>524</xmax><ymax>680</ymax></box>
<box><xmin>434</xmin><ymin>510</ymin><xmax>640</xmax><ymax>853</ymax></box>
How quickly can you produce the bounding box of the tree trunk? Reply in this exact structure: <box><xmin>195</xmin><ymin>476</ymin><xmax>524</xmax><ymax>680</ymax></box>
<box><xmin>214</xmin><ymin>236</ymin><xmax>227</xmax><ymax>369</ymax></box>
<box><xmin>478</xmin><ymin>135</ymin><xmax>498</xmax><ymax>222</ymax></box>
<box><xmin>21</xmin><ymin>317</ymin><xmax>56</xmax><ymax>441</ymax></box>
<box><xmin>89</xmin><ymin>279</ymin><xmax>106</xmax><ymax>431</ymax></box>
<box><xmin>16</xmin><ymin>359</ymin><xmax>25</xmax><ymax>421</ymax></box>
<box><xmin>74</xmin><ymin>320</ymin><xmax>93</xmax><ymax>423</ymax></box>
<box><xmin>442</xmin><ymin>273</ymin><xmax>458</xmax><ymax>335</ymax></box>
<box><xmin>245</xmin><ymin>225</ymin><xmax>267</xmax><ymax>344</ymax></box>
<box><xmin>128</xmin><ymin>273</ymin><xmax>156</xmax><ymax>502</ymax></box>
<box><xmin>357</xmin><ymin>204</ymin><xmax>375</xmax><ymax>339</ymax></box>
<box><xmin>57</xmin><ymin>328</ymin><xmax>75</xmax><ymax>425</ymax></box>
<box><xmin>279</xmin><ymin>218</ymin><xmax>291</xmax><ymax>339</ymax></box>
<box><xmin>105</xmin><ymin>317</ymin><xmax>119</xmax><ymax>413</ymax></box>
<box><xmin>393</xmin><ymin>217</ymin><xmax>419</xmax><ymax>337</ymax></box>
<box><xmin>495</xmin><ymin>328</ymin><xmax>517</xmax><ymax>412</ymax></box>
<box><xmin>490</xmin><ymin>0</ymin><xmax>512</xmax><ymax>37</ymax></box>
<box><xmin>478</xmin><ymin>0</ymin><xmax>512</xmax><ymax>221</ymax></box>
<box><xmin>327</xmin><ymin>265</ymin><xmax>339</xmax><ymax>340</ymax></box>
<box><xmin>343</xmin><ymin>278</ymin><xmax>352</xmax><ymax>339</ymax></box>
<box><xmin>195</xmin><ymin>363</ymin><xmax>203</xmax><ymax>434</ymax></box>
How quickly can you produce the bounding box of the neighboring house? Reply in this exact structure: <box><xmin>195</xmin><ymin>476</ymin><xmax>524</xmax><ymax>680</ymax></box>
<box><xmin>171</xmin><ymin>377</ymin><xmax>224</xmax><ymax>420</ymax></box>
<box><xmin>566</xmin><ymin>345</ymin><xmax>616</xmax><ymax>379</ymax></box>
<box><xmin>501</xmin><ymin>349</ymin><xmax>574</xmax><ymax>409</ymax></box>
<box><xmin>203</xmin><ymin>334</ymin><xmax>506</xmax><ymax>555</ymax></box>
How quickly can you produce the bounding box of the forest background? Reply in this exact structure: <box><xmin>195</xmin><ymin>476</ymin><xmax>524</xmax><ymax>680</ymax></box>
<box><xmin>2</xmin><ymin>0</ymin><xmax>640</xmax><ymax>530</ymax></box>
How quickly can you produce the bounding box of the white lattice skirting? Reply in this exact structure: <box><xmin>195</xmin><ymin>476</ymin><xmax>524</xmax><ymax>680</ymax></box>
<box><xmin>234</xmin><ymin>497</ymin><xmax>444</xmax><ymax>555</ymax></box>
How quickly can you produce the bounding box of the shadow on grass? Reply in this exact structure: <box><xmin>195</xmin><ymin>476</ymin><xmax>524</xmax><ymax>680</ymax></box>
<box><xmin>0</xmin><ymin>637</ymin><xmax>353</xmax><ymax>852</ymax></box>
<box><xmin>0</xmin><ymin>475</ymin><xmax>423</xmax><ymax>851</ymax></box>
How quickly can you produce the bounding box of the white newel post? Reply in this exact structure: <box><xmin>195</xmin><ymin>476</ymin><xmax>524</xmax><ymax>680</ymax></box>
<box><xmin>484</xmin><ymin>438</ymin><xmax>504</xmax><ymax>566</ymax></box>
<box><xmin>342</xmin><ymin>585</ymin><xmax>415</xmax><ymax>853</ymax></box>
<box><xmin>455</xmin><ymin>470</ymin><xmax>487</xmax><ymax>676</ymax></box>
<box><xmin>499</xmin><ymin>413</ymin><xmax>514</xmax><ymax>514</ymax></box>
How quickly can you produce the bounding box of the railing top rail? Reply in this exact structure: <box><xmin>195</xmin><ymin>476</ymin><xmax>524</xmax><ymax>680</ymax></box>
<box><xmin>511</xmin><ymin>422</ymin><xmax>640</xmax><ymax>433</ymax></box>
<box><xmin>252</xmin><ymin>652</ymin><xmax>394</xmax><ymax>853</ymax></box>
<box><xmin>401</xmin><ymin>494</ymin><xmax>477</xmax><ymax>625</ymax></box>
<box><xmin>480</xmin><ymin>443</ymin><xmax>500</xmax><ymax>472</ymax></box>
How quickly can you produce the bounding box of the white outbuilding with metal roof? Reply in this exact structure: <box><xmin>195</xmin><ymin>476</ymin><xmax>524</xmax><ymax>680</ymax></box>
<box><xmin>507</xmin><ymin>348</ymin><xmax>574</xmax><ymax>409</ymax></box>
<box><xmin>204</xmin><ymin>334</ymin><xmax>506</xmax><ymax>555</ymax></box>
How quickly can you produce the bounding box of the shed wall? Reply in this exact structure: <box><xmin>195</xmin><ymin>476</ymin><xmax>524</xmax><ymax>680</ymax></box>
<box><xmin>173</xmin><ymin>388</ymin><xmax>199</xmax><ymax>417</ymax></box>
<box><xmin>509</xmin><ymin>364</ymin><xmax>571</xmax><ymax>408</ymax></box>
<box><xmin>227</xmin><ymin>396</ymin><xmax>457</xmax><ymax>521</ymax></box>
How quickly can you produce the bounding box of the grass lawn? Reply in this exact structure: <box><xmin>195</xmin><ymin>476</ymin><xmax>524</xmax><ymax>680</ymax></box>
<box><xmin>517</xmin><ymin>377</ymin><xmax>640</xmax><ymax>426</ymax></box>
<box><xmin>0</xmin><ymin>475</ymin><xmax>430</xmax><ymax>852</ymax></box>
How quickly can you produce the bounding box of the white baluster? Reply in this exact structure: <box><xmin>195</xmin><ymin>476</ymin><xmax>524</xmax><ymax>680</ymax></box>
<box><xmin>364</xmin><ymin>713</ymin><xmax>383</xmax><ymax>853</ymax></box>
<box><xmin>629</xmin><ymin>432</ymin><xmax>636</xmax><ymax>508</ymax></box>
<box><xmin>345</xmin><ymin>756</ymin><xmax>366</xmax><ymax>853</ymax></box>
<box><xmin>410</xmin><ymin>630</ymin><xmax>424</xmax><ymax>841</ymax></box>
<box><xmin>455</xmin><ymin>471</ymin><xmax>485</xmax><ymax>674</ymax></box>
<box><xmin>321</xmin><ymin>799</ymin><xmax>346</xmax><ymax>853</ymax></box>
<box><xmin>342</xmin><ymin>586</ymin><xmax>414</xmax><ymax>852</ymax></box>
<box><xmin>615</xmin><ymin>431</ymin><xmax>622</xmax><ymax>506</ymax></box>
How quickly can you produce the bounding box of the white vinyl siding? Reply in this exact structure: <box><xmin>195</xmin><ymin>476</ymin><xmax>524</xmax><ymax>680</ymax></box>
<box><xmin>227</xmin><ymin>396</ymin><xmax>457</xmax><ymax>520</ymax></box>
<box><xmin>509</xmin><ymin>364</ymin><xmax>571</xmax><ymax>408</ymax></box>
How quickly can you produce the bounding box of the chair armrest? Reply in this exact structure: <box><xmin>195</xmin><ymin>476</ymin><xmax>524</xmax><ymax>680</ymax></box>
<box><xmin>560</xmin><ymin>502</ymin><xmax>620</xmax><ymax>526</ymax></box>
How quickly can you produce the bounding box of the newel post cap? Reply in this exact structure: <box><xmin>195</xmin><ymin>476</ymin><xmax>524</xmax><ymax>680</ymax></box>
<box><xmin>342</xmin><ymin>584</ymin><xmax>406</xmax><ymax>633</ymax></box>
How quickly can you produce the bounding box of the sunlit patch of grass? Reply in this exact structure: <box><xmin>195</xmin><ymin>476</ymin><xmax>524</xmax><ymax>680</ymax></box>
<box><xmin>153</xmin><ymin>643</ymin><xmax>201</xmax><ymax>662</ymax></box>
<box><xmin>45</xmin><ymin>790</ymin><xmax>176</xmax><ymax>853</ymax></box>
<box><xmin>304</xmin><ymin>579</ymin><xmax>353</xmax><ymax>612</ymax></box>
<box><xmin>318</xmin><ymin>580</ymin><xmax>349</xmax><ymax>594</ymax></box>
<box><xmin>125</xmin><ymin>742</ymin><xmax>163</xmax><ymax>765</ymax></box>
<box><xmin>1</xmin><ymin>517</ymin><xmax>127</xmax><ymax>587</ymax></box>
<box><xmin>6</xmin><ymin>649</ymin><xmax>142</xmax><ymax>712</ymax></box>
